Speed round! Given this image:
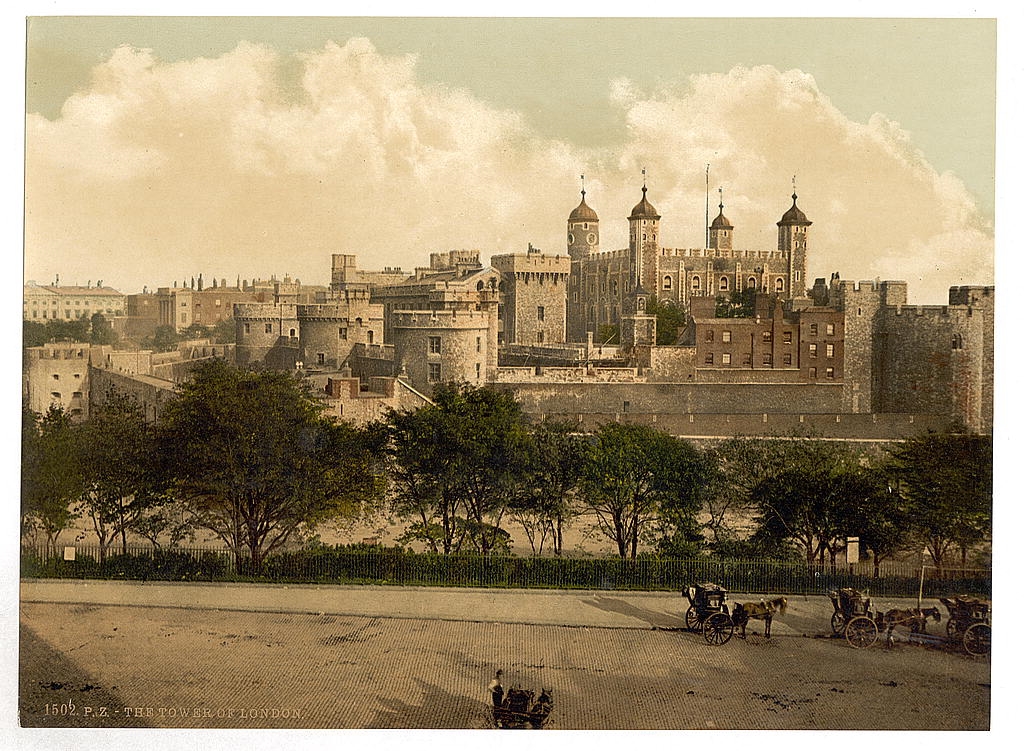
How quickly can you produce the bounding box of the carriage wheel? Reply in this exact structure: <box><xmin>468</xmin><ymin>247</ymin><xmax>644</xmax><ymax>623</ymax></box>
<box><xmin>830</xmin><ymin>611</ymin><xmax>846</xmax><ymax>635</ymax></box>
<box><xmin>702</xmin><ymin>612</ymin><xmax>734</xmax><ymax>646</ymax></box>
<box><xmin>845</xmin><ymin>616</ymin><xmax>878</xmax><ymax>649</ymax></box>
<box><xmin>684</xmin><ymin>606</ymin><xmax>699</xmax><ymax>632</ymax></box>
<box><xmin>963</xmin><ymin>623</ymin><xmax>991</xmax><ymax>656</ymax></box>
<box><xmin>946</xmin><ymin>618</ymin><xmax>960</xmax><ymax>638</ymax></box>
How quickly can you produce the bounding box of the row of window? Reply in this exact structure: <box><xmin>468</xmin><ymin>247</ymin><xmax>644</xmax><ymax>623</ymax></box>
<box><xmin>705</xmin><ymin>324</ymin><xmax>836</xmax><ymax>344</ymax></box>
<box><xmin>29</xmin><ymin>309</ymin><xmax>116</xmax><ymax>319</ymax></box>
<box><xmin>701</xmin><ymin>351</ymin><xmax>836</xmax><ymax>377</ymax></box>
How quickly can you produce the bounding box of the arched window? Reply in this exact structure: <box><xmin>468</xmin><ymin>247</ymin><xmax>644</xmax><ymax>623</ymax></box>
<box><xmin>663</xmin><ymin>275</ymin><xmax>673</xmax><ymax>290</ymax></box>
<box><xmin>747</xmin><ymin>277</ymin><xmax>756</xmax><ymax>289</ymax></box>
<box><xmin>775</xmin><ymin>278</ymin><xmax>784</xmax><ymax>293</ymax></box>
<box><xmin>477</xmin><ymin>280</ymin><xmax>485</xmax><ymax>291</ymax></box>
<box><xmin>719</xmin><ymin>276</ymin><xmax>729</xmax><ymax>291</ymax></box>
<box><xmin>692</xmin><ymin>276</ymin><xmax>701</xmax><ymax>291</ymax></box>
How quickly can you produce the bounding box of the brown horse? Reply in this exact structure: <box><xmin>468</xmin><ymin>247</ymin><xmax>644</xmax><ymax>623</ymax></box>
<box><xmin>883</xmin><ymin>607</ymin><xmax>941</xmax><ymax>635</ymax></box>
<box><xmin>732</xmin><ymin>596</ymin><xmax>788</xmax><ymax>639</ymax></box>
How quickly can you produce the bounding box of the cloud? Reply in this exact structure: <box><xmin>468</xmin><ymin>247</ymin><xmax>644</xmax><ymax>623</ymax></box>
<box><xmin>25</xmin><ymin>43</ymin><xmax>992</xmax><ymax>305</ymax></box>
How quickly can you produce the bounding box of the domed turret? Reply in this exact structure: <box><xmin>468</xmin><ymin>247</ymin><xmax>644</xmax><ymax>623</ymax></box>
<box><xmin>569</xmin><ymin>192</ymin><xmax>598</xmax><ymax>222</ymax></box>
<box><xmin>778</xmin><ymin>192</ymin><xmax>811</xmax><ymax>226</ymax></box>
<box><xmin>709</xmin><ymin>197</ymin><xmax>734</xmax><ymax>251</ymax></box>
<box><xmin>629</xmin><ymin>185</ymin><xmax>660</xmax><ymax>220</ymax></box>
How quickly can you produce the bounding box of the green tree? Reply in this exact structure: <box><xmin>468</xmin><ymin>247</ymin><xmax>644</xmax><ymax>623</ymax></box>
<box><xmin>647</xmin><ymin>296</ymin><xmax>688</xmax><ymax>345</ymax></box>
<box><xmin>23</xmin><ymin>321</ymin><xmax>49</xmax><ymax>348</ymax></box>
<box><xmin>715</xmin><ymin>288</ymin><xmax>756</xmax><ymax>318</ymax></box>
<box><xmin>596</xmin><ymin>324</ymin><xmax>620</xmax><ymax>345</ymax></box>
<box><xmin>749</xmin><ymin>441</ymin><xmax>879</xmax><ymax>564</ymax></box>
<box><xmin>211</xmin><ymin>318</ymin><xmax>236</xmax><ymax>344</ymax></box>
<box><xmin>155</xmin><ymin>360</ymin><xmax>376</xmax><ymax>571</ymax></box>
<box><xmin>887</xmin><ymin>432</ymin><xmax>992</xmax><ymax>569</ymax></box>
<box><xmin>142</xmin><ymin>325</ymin><xmax>180</xmax><ymax>352</ymax></box>
<box><xmin>78</xmin><ymin>390</ymin><xmax>164</xmax><ymax>561</ymax></box>
<box><xmin>380</xmin><ymin>384</ymin><xmax>531</xmax><ymax>555</ymax></box>
<box><xmin>21</xmin><ymin>404</ymin><xmax>84</xmax><ymax>555</ymax></box>
<box><xmin>579</xmin><ymin>422</ymin><xmax>707</xmax><ymax>559</ymax></box>
<box><xmin>89</xmin><ymin>312</ymin><xmax>118</xmax><ymax>345</ymax></box>
<box><xmin>509</xmin><ymin>419</ymin><xmax>588</xmax><ymax>556</ymax></box>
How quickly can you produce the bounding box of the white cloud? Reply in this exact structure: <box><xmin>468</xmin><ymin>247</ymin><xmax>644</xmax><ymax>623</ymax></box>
<box><xmin>25</xmin><ymin>44</ymin><xmax>992</xmax><ymax>305</ymax></box>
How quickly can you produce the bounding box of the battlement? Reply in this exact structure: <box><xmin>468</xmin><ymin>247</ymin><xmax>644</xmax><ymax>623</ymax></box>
<box><xmin>491</xmin><ymin>251</ymin><xmax>570</xmax><ymax>274</ymax></box>
<box><xmin>234</xmin><ymin>302</ymin><xmax>297</xmax><ymax>319</ymax></box>
<box><xmin>948</xmin><ymin>286</ymin><xmax>995</xmax><ymax>307</ymax></box>
<box><xmin>296</xmin><ymin>300</ymin><xmax>377</xmax><ymax>320</ymax></box>
<box><xmin>661</xmin><ymin>247</ymin><xmax>787</xmax><ymax>261</ymax></box>
<box><xmin>392</xmin><ymin>309</ymin><xmax>492</xmax><ymax>329</ymax></box>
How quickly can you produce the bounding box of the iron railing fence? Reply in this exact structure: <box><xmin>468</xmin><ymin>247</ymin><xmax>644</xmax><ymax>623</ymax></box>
<box><xmin>19</xmin><ymin>543</ymin><xmax>991</xmax><ymax>598</ymax></box>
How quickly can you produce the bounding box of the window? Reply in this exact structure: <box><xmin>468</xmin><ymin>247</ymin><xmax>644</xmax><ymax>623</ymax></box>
<box><xmin>705</xmin><ymin>330</ymin><xmax>714</xmax><ymax>343</ymax></box>
<box><xmin>52</xmin><ymin>374</ymin><xmax>59</xmax><ymax>380</ymax></box>
<box><xmin>747</xmin><ymin>277</ymin><xmax>756</xmax><ymax>289</ymax></box>
<box><xmin>428</xmin><ymin>363</ymin><xmax>441</xmax><ymax>383</ymax></box>
<box><xmin>51</xmin><ymin>392</ymin><xmax>61</xmax><ymax>399</ymax></box>
<box><xmin>783</xmin><ymin>331</ymin><xmax>792</xmax><ymax>344</ymax></box>
<box><xmin>742</xmin><ymin>353</ymin><xmax>752</xmax><ymax>365</ymax></box>
<box><xmin>72</xmin><ymin>391</ymin><xmax>82</xmax><ymax>399</ymax></box>
<box><xmin>809</xmin><ymin>367</ymin><xmax>817</xmax><ymax>379</ymax></box>
<box><xmin>265</xmin><ymin>323</ymin><xmax>273</xmax><ymax>334</ymax></box>
<box><xmin>775</xmin><ymin>278</ymin><xmax>784</xmax><ymax>293</ymax></box>
<box><xmin>762</xmin><ymin>331</ymin><xmax>772</xmax><ymax>343</ymax></box>
<box><xmin>537</xmin><ymin>306</ymin><xmax>545</xmax><ymax>321</ymax></box>
<box><xmin>762</xmin><ymin>354</ymin><xmax>773</xmax><ymax>366</ymax></box>
<box><xmin>952</xmin><ymin>333</ymin><xmax>963</xmax><ymax>350</ymax></box>
<box><xmin>719</xmin><ymin>276</ymin><xmax>729</xmax><ymax>291</ymax></box>
<box><xmin>692</xmin><ymin>276</ymin><xmax>701</xmax><ymax>291</ymax></box>
<box><xmin>428</xmin><ymin>336</ymin><xmax>442</xmax><ymax>354</ymax></box>
<box><xmin>826</xmin><ymin>343</ymin><xmax>834</xmax><ymax>358</ymax></box>
<box><xmin>826</xmin><ymin>367</ymin><xmax>835</xmax><ymax>379</ymax></box>
<box><xmin>809</xmin><ymin>323</ymin><xmax>818</xmax><ymax>336</ymax></box>
<box><xmin>537</xmin><ymin>331</ymin><xmax>544</xmax><ymax>344</ymax></box>
<box><xmin>244</xmin><ymin>323</ymin><xmax>251</xmax><ymax>334</ymax></box>
<box><xmin>317</xmin><ymin>353</ymin><xmax>325</xmax><ymax>365</ymax></box>
<box><xmin>476</xmin><ymin>363</ymin><xmax>481</xmax><ymax>379</ymax></box>
<box><xmin>809</xmin><ymin>343</ymin><xmax>818</xmax><ymax>357</ymax></box>
<box><xmin>826</xmin><ymin>323</ymin><xmax>835</xmax><ymax>336</ymax></box>
<box><xmin>663</xmin><ymin>275</ymin><xmax>672</xmax><ymax>290</ymax></box>
<box><xmin>722</xmin><ymin>353</ymin><xmax>731</xmax><ymax>365</ymax></box>
<box><xmin>722</xmin><ymin>330</ymin><xmax>731</xmax><ymax>343</ymax></box>
<box><xmin>289</xmin><ymin>328</ymin><xmax>296</xmax><ymax>337</ymax></box>
<box><xmin>367</xmin><ymin>331</ymin><xmax>374</xmax><ymax>345</ymax></box>
<box><xmin>783</xmin><ymin>353</ymin><xmax>792</xmax><ymax>365</ymax></box>
<box><xmin>704</xmin><ymin>353</ymin><xmax>714</xmax><ymax>364</ymax></box>
<box><xmin>339</xmin><ymin>327</ymin><xmax>348</xmax><ymax>340</ymax></box>
<box><xmin>476</xmin><ymin>337</ymin><xmax>482</xmax><ymax>353</ymax></box>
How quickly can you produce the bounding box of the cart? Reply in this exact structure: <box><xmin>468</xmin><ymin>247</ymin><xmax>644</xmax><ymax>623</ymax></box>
<box><xmin>492</xmin><ymin>687</ymin><xmax>554</xmax><ymax>729</ymax></box>
<box><xmin>828</xmin><ymin>588</ymin><xmax>879</xmax><ymax>648</ymax></box>
<box><xmin>939</xmin><ymin>595</ymin><xmax>991</xmax><ymax>656</ymax></box>
<box><xmin>683</xmin><ymin>582</ymin><xmax>735</xmax><ymax>645</ymax></box>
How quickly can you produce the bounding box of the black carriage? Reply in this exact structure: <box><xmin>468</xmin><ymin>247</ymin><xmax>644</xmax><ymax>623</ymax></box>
<box><xmin>492</xmin><ymin>687</ymin><xmax>554</xmax><ymax>729</ymax></box>
<box><xmin>828</xmin><ymin>588</ymin><xmax>879</xmax><ymax>648</ymax></box>
<box><xmin>939</xmin><ymin>595</ymin><xmax>992</xmax><ymax>656</ymax></box>
<box><xmin>683</xmin><ymin>582</ymin><xmax>735</xmax><ymax>645</ymax></box>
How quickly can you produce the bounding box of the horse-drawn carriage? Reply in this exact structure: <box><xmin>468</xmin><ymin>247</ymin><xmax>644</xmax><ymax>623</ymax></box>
<box><xmin>940</xmin><ymin>595</ymin><xmax>992</xmax><ymax>656</ymax></box>
<box><xmin>492</xmin><ymin>687</ymin><xmax>554</xmax><ymax>729</ymax></box>
<box><xmin>683</xmin><ymin>582</ymin><xmax>735</xmax><ymax>645</ymax></box>
<box><xmin>829</xmin><ymin>588</ymin><xmax>880</xmax><ymax>648</ymax></box>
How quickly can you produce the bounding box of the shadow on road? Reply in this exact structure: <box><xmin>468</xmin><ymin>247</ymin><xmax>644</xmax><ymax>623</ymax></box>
<box><xmin>580</xmin><ymin>596</ymin><xmax>685</xmax><ymax>629</ymax></box>
<box><xmin>19</xmin><ymin>623</ymin><xmax>150</xmax><ymax>728</ymax></box>
<box><xmin>369</xmin><ymin>677</ymin><xmax>490</xmax><ymax>729</ymax></box>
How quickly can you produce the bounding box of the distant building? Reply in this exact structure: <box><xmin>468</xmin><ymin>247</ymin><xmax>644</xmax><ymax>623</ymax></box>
<box><xmin>23</xmin><ymin>282</ymin><xmax>125</xmax><ymax>321</ymax></box>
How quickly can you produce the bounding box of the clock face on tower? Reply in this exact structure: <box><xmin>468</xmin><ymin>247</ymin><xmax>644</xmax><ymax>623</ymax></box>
<box><xmin>587</xmin><ymin>233</ymin><xmax>597</xmax><ymax>245</ymax></box>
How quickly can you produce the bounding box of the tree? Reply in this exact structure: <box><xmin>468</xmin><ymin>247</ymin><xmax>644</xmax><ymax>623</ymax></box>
<box><xmin>596</xmin><ymin>324</ymin><xmax>620</xmax><ymax>345</ymax></box>
<box><xmin>143</xmin><ymin>325</ymin><xmax>180</xmax><ymax>352</ymax></box>
<box><xmin>715</xmin><ymin>288</ymin><xmax>756</xmax><ymax>318</ymax></box>
<box><xmin>211</xmin><ymin>318</ymin><xmax>236</xmax><ymax>344</ymax></box>
<box><xmin>887</xmin><ymin>432</ymin><xmax>992</xmax><ymax>569</ymax></box>
<box><xmin>89</xmin><ymin>312</ymin><xmax>118</xmax><ymax>345</ymax></box>
<box><xmin>78</xmin><ymin>389</ymin><xmax>165</xmax><ymax>561</ymax></box>
<box><xmin>579</xmin><ymin>422</ymin><xmax>707</xmax><ymax>559</ymax></box>
<box><xmin>155</xmin><ymin>360</ymin><xmax>376</xmax><ymax>571</ymax></box>
<box><xmin>21</xmin><ymin>404</ymin><xmax>84</xmax><ymax>555</ymax></box>
<box><xmin>748</xmin><ymin>441</ymin><xmax>880</xmax><ymax>564</ymax></box>
<box><xmin>509</xmin><ymin>420</ymin><xmax>588</xmax><ymax>556</ymax></box>
<box><xmin>647</xmin><ymin>296</ymin><xmax>688</xmax><ymax>345</ymax></box>
<box><xmin>379</xmin><ymin>383</ymin><xmax>532</xmax><ymax>555</ymax></box>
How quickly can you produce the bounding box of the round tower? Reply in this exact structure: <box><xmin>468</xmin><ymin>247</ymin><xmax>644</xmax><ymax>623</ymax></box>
<box><xmin>567</xmin><ymin>187</ymin><xmax>599</xmax><ymax>259</ymax></box>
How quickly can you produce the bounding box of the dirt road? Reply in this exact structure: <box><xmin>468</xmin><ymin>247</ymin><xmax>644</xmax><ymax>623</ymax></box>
<box><xmin>18</xmin><ymin>582</ymin><xmax>990</xmax><ymax>730</ymax></box>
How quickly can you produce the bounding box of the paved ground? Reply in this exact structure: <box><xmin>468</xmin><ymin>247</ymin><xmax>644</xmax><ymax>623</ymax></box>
<box><xmin>17</xmin><ymin>579</ymin><xmax>991</xmax><ymax>731</ymax></box>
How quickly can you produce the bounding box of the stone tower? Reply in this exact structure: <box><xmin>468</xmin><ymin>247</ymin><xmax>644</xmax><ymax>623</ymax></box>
<box><xmin>568</xmin><ymin>186</ymin><xmax>599</xmax><ymax>343</ymax></box>
<box><xmin>709</xmin><ymin>195</ymin><xmax>734</xmax><ymax>252</ymax></box>
<box><xmin>628</xmin><ymin>184</ymin><xmax>661</xmax><ymax>294</ymax></box>
<box><xmin>777</xmin><ymin>190</ymin><xmax>811</xmax><ymax>297</ymax></box>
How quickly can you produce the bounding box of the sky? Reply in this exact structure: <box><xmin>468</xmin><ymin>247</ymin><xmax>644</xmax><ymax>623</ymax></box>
<box><xmin>22</xmin><ymin>16</ymin><xmax>997</xmax><ymax>304</ymax></box>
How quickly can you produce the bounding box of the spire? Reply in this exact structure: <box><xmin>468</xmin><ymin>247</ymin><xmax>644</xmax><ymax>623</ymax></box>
<box><xmin>580</xmin><ymin>173</ymin><xmax>586</xmax><ymax>201</ymax></box>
